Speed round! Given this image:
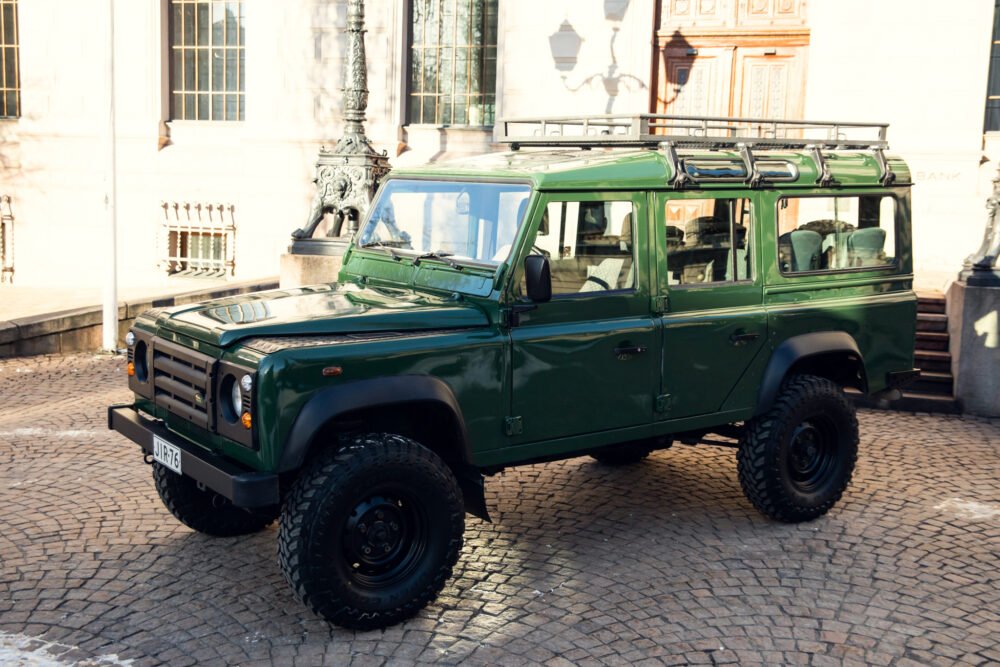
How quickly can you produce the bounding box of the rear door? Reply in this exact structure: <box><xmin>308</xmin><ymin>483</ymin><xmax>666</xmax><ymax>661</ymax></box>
<box><xmin>654</xmin><ymin>191</ymin><xmax>768</xmax><ymax>420</ymax></box>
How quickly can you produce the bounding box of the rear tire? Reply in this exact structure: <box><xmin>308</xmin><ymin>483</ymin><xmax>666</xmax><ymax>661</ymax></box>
<box><xmin>152</xmin><ymin>463</ymin><xmax>277</xmax><ymax>536</ymax></box>
<box><xmin>737</xmin><ymin>374</ymin><xmax>858</xmax><ymax>522</ymax></box>
<box><xmin>278</xmin><ymin>433</ymin><xmax>464</xmax><ymax>630</ymax></box>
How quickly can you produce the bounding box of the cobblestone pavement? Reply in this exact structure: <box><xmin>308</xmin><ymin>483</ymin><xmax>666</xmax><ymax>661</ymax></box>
<box><xmin>1</xmin><ymin>353</ymin><xmax>998</xmax><ymax>667</ymax></box>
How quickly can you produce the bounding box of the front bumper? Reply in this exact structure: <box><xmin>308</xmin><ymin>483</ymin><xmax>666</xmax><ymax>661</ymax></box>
<box><xmin>107</xmin><ymin>404</ymin><xmax>279</xmax><ymax>508</ymax></box>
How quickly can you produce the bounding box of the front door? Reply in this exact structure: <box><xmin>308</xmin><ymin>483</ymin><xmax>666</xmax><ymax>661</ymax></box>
<box><xmin>508</xmin><ymin>191</ymin><xmax>658</xmax><ymax>444</ymax></box>
<box><xmin>655</xmin><ymin>192</ymin><xmax>768</xmax><ymax>420</ymax></box>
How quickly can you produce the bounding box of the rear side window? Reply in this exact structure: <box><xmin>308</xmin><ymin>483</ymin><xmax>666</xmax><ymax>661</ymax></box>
<box><xmin>777</xmin><ymin>195</ymin><xmax>896</xmax><ymax>273</ymax></box>
<box><xmin>664</xmin><ymin>198</ymin><xmax>753</xmax><ymax>285</ymax></box>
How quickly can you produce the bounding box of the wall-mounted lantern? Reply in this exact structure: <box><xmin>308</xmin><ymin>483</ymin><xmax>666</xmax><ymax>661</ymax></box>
<box><xmin>604</xmin><ymin>0</ymin><xmax>630</xmax><ymax>21</ymax></box>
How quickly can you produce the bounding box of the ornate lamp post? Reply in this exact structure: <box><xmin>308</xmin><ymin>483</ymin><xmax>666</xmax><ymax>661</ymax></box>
<box><xmin>958</xmin><ymin>166</ymin><xmax>1000</xmax><ymax>286</ymax></box>
<box><xmin>289</xmin><ymin>0</ymin><xmax>391</xmax><ymax>257</ymax></box>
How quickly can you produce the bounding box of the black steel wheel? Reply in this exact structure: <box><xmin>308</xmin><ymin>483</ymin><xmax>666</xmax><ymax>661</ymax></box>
<box><xmin>278</xmin><ymin>433</ymin><xmax>464</xmax><ymax>630</ymax></box>
<box><xmin>152</xmin><ymin>463</ymin><xmax>277</xmax><ymax>537</ymax></box>
<box><xmin>737</xmin><ymin>374</ymin><xmax>858</xmax><ymax>522</ymax></box>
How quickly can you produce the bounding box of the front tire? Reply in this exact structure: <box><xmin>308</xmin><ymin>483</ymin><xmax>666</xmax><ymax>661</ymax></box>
<box><xmin>737</xmin><ymin>374</ymin><xmax>858</xmax><ymax>522</ymax></box>
<box><xmin>152</xmin><ymin>463</ymin><xmax>277</xmax><ymax>536</ymax></box>
<box><xmin>278</xmin><ymin>433</ymin><xmax>465</xmax><ymax>630</ymax></box>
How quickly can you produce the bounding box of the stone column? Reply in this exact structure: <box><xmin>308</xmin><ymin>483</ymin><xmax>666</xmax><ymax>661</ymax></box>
<box><xmin>280</xmin><ymin>0</ymin><xmax>391</xmax><ymax>288</ymax></box>
<box><xmin>946</xmin><ymin>167</ymin><xmax>1000</xmax><ymax>416</ymax></box>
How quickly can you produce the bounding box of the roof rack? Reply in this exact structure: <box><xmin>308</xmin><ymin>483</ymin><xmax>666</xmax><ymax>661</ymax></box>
<box><xmin>499</xmin><ymin>113</ymin><xmax>888</xmax><ymax>150</ymax></box>
<box><xmin>498</xmin><ymin>113</ymin><xmax>895</xmax><ymax>188</ymax></box>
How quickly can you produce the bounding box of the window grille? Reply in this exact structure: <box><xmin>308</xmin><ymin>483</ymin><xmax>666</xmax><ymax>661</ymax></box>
<box><xmin>169</xmin><ymin>0</ymin><xmax>245</xmax><ymax>121</ymax></box>
<box><xmin>0</xmin><ymin>0</ymin><xmax>19</xmax><ymax>118</ymax></box>
<box><xmin>1</xmin><ymin>194</ymin><xmax>13</xmax><ymax>283</ymax></box>
<box><xmin>160</xmin><ymin>201</ymin><xmax>236</xmax><ymax>278</ymax></box>
<box><xmin>408</xmin><ymin>0</ymin><xmax>497</xmax><ymax>126</ymax></box>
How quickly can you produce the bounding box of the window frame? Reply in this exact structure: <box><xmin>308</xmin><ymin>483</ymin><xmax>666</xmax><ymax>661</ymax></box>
<box><xmin>0</xmin><ymin>0</ymin><xmax>20</xmax><ymax>120</ymax></box>
<box><xmin>166</xmin><ymin>0</ymin><xmax>246</xmax><ymax>123</ymax></box>
<box><xmin>774</xmin><ymin>192</ymin><xmax>901</xmax><ymax>278</ymax></box>
<box><xmin>660</xmin><ymin>193</ymin><xmax>757</xmax><ymax>290</ymax></box>
<box><xmin>985</xmin><ymin>0</ymin><xmax>1000</xmax><ymax>133</ymax></box>
<box><xmin>405</xmin><ymin>0</ymin><xmax>498</xmax><ymax>128</ymax></box>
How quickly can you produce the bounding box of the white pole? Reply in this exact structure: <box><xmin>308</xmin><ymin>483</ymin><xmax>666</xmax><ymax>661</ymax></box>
<box><xmin>102</xmin><ymin>0</ymin><xmax>119</xmax><ymax>351</ymax></box>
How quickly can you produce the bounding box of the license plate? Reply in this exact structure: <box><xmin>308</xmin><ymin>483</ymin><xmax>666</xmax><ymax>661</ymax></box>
<box><xmin>152</xmin><ymin>436</ymin><xmax>182</xmax><ymax>474</ymax></box>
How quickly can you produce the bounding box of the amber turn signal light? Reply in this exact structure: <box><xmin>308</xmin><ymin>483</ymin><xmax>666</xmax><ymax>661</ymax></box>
<box><xmin>322</xmin><ymin>366</ymin><xmax>343</xmax><ymax>377</ymax></box>
<box><xmin>241</xmin><ymin>411</ymin><xmax>252</xmax><ymax>429</ymax></box>
<box><xmin>127</xmin><ymin>361</ymin><xmax>135</xmax><ymax>377</ymax></box>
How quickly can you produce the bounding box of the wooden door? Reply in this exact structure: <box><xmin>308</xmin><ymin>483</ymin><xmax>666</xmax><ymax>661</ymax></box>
<box><xmin>732</xmin><ymin>46</ymin><xmax>806</xmax><ymax>120</ymax></box>
<box><xmin>655</xmin><ymin>47</ymin><xmax>735</xmax><ymax>117</ymax></box>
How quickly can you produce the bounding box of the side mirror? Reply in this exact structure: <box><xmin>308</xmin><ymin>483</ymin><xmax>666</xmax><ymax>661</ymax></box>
<box><xmin>524</xmin><ymin>254</ymin><xmax>551</xmax><ymax>302</ymax></box>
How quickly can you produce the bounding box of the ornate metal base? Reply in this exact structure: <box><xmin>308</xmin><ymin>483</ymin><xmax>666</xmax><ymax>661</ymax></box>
<box><xmin>958</xmin><ymin>268</ymin><xmax>1000</xmax><ymax>287</ymax></box>
<box><xmin>288</xmin><ymin>237</ymin><xmax>352</xmax><ymax>257</ymax></box>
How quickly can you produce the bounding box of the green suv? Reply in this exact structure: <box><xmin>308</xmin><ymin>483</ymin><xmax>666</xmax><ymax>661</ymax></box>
<box><xmin>109</xmin><ymin>114</ymin><xmax>918</xmax><ymax>629</ymax></box>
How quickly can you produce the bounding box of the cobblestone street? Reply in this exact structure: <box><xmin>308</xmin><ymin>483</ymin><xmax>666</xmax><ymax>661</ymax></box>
<box><xmin>0</xmin><ymin>353</ymin><xmax>998</xmax><ymax>666</ymax></box>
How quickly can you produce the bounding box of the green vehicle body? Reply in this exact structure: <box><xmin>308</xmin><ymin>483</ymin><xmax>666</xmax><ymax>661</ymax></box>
<box><xmin>113</xmin><ymin>146</ymin><xmax>916</xmax><ymax>517</ymax></box>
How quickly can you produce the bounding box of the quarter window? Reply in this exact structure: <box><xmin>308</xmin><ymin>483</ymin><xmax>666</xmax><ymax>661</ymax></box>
<box><xmin>777</xmin><ymin>196</ymin><xmax>896</xmax><ymax>273</ymax></box>
<box><xmin>169</xmin><ymin>0</ymin><xmax>245</xmax><ymax>121</ymax></box>
<box><xmin>664</xmin><ymin>198</ymin><xmax>753</xmax><ymax>285</ymax></box>
<box><xmin>0</xmin><ymin>0</ymin><xmax>19</xmax><ymax>119</ymax></box>
<box><xmin>532</xmin><ymin>200</ymin><xmax>636</xmax><ymax>296</ymax></box>
<box><xmin>408</xmin><ymin>0</ymin><xmax>498</xmax><ymax>126</ymax></box>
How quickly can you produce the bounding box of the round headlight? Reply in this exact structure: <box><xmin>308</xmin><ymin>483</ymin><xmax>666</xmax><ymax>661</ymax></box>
<box><xmin>240</xmin><ymin>374</ymin><xmax>253</xmax><ymax>393</ymax></box>
<box><xmin>125</xmin><ymin>331</ymin><xmax>136</xmax><ymax>347</ymax></box>
<box><xmin>230</xmin><ymin>379</ymin><xmax>243</xmax><ymax>414</ymax></box>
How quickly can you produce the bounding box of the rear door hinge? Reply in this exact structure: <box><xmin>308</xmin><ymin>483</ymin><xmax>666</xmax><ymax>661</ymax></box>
<box><xmin>504</xmin><ymin>416</ymin><xmax>523</xmax><ymax>436</ymax></box>
<box><xmin>654</xmin><ymin>393</ymin><xmax>672</xmax><ymax>416</ymax></box>
<box><xmin>651</xmin><ymin>295</ymin><xmax>669</xmax><ymax>314</ymax></box>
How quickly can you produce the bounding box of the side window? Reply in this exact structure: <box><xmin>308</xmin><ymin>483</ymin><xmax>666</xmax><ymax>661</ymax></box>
<box><xmin>664</xmin><ymin>198</ymin><xmax>753</xmax><ymax>285</ymax></box>
<box><xmin>532</xmin><ymin>200</ymin><xmax>636</xmax><ymax>296</ymax></box>
<box><xmin>777</xmin><ymin>196</ymin><xmax>896</xmax><ymax>273</ymax></box>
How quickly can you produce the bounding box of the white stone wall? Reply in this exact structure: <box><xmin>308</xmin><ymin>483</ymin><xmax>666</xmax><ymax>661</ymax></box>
<box><xmin>0</xmin><ymin>0</ymin><xmax>997</xmax><ymax>292</ymax></box>
<box><xmin>805</xmin><ymin>0</ymin><xmax>995</xmax><ymax>291</ymax></box>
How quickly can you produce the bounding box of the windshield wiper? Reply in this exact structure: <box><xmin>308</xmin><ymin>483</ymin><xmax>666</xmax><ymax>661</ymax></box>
<box><xmin>359</xmin><ymin>241</ymin><xmax>402</xmax><ymax>260</ymax></box>
<box><xmin>413</xmin><ymin>250</ymin><xmax>464</xmax><ymax>270</ymax></box>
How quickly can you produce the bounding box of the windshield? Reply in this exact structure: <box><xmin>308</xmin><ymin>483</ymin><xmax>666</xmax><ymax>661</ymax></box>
<box><xmin>357</xmin><ymin>179</ymin><xmax>532</xmax><ymax>267</ymax></box>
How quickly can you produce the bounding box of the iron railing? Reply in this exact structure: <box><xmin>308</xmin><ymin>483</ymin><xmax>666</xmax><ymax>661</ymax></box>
<box><xmin>1</xmin><ymin>194</ymin><xmax>13</xmax><ymax>283</ymax></box>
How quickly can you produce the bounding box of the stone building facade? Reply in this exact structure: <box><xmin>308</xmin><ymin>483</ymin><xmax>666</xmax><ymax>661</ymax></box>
<box><xmin>0</xmin><ymin>0</ymin><xmax>996</xmax><ymax>291</ymax></box>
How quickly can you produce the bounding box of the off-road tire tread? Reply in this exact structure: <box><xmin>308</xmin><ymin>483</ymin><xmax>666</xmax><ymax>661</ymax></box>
<box><xmin>737</xmin><ymin>374</ymin><xmax>858</xmax><ymax>523</ymax></box>
<box><xmin>152</xmin><ymin>462</ymin><xmax>276</xmax><ymax>536</ymax></box>
<box><xmin>277</xmin><ymin>433</ymin><xmax>464</xmax><ymax>630</ymax></box>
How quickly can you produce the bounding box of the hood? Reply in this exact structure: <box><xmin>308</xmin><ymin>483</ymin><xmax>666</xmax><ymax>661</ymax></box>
<box><xmin>148</xmin><ymin>283</ymin><xmax>490</xmax><ymax>347</ymax></box>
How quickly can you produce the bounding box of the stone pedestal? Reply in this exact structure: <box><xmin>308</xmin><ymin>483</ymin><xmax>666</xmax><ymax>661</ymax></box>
<box><xmin>279</xmin><ymin>253</ymin><xmax>344</xmax><ymax>289</ymax></box>
<box><xmin>946</xmin><ymin>280</ymin><xmax>1000</xmax><ymax>417</ymax></box>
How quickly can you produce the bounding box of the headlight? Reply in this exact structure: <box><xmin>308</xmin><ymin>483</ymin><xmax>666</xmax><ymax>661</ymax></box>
<box><xmin>240</xmin><ymin>374</ymin><xmax>253</xmax><ymax>394</ymax></box>
<box><xmin>125</xmin><ymin>331</ymin><xmax>136</xmax><ymax>347</ymax></box>
<box><xmin>230</xmin><ymin>379</ymin><xmax>243</xmax><ymax>415</ymax></box>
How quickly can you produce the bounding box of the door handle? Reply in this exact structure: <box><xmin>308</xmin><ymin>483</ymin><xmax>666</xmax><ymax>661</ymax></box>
<box><xmin>614</xmin><ymin>344</ymin><xmax>647</xmax><ymax>358</ymax></box>
<box><xmin>729</xmin><ymin>331</ymin><xmax>760</xmax><ymax>346</ymax></box>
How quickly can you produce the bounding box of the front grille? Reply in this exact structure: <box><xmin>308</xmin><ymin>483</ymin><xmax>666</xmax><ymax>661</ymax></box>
<box><xmin>152</xmin><ymin>338</ymin><xmax>215</xmax><ymax>430</ymax></box>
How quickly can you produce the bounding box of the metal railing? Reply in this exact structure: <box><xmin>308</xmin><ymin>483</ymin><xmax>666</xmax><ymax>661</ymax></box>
<box><xmin>1</xmin><ymin>195</ymin><xmax>13</xmax><ymax>283</ymax></box>
<box><xmin>499</xmin><ymin>113</ymin><xmax>890</xmax><ymax>151</ymax></box>
<box><xmin>160</xmin><ymin>201</ymin><xmax>236</xmax><ymax>278</ymax></box>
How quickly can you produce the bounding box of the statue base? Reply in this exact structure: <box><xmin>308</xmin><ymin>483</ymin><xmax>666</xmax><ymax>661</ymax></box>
<box><xmin>946</xmin><ymin>279</ymin><xmax>1000</xmax><ymax>417</ymax></box>
<box><xmin>279</xmin><ymin>250</ymin><xmax>345</xmax><ymax>289</ymax></box>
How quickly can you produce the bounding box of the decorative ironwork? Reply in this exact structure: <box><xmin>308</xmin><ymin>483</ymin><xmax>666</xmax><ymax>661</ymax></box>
<box><xmin>291</xmin><ymin>0</ymin><xmax>391</xmax><ymax>256</ymax></box>
<box><xmin>160</xmin><ymin>200</ymin><xmax>236</xmax><ymax>277</ymax></box>
<box><xmin>1</xmin><ymin>194</ymin><xmax>13</xmax><ymax>283</ymax></box>
<box><xmin>960</xmin><ymin>166</ymin><xmax>1000</xmax><ymax>286</ymax></box>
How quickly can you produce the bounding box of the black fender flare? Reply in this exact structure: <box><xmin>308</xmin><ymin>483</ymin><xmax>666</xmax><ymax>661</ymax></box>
<box><xmin>755</xmin><ymin>331</ymin><xmax>867</xmax><ymax>415</ymax></box>
<box><xmin>278</xmin><ymin>375</ymin><xmax>471</xmax><ymax>473</ymax></box>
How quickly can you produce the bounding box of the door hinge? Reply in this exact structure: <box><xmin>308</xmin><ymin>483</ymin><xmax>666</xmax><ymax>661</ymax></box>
<box><xmin>504</xmin><ymin>416</ymin><xmax>523</xmax><ymax>436</ymax></box>
<box><xmin>651</xmin><ymin>295</ymin><xmax>669</xmax><ymax>314</ymax></box>
<box><xmin>654</xmin><ymin>393</ymin><xmax>672</xmax><ymax>415</ymax></box>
